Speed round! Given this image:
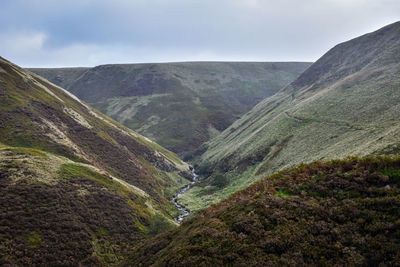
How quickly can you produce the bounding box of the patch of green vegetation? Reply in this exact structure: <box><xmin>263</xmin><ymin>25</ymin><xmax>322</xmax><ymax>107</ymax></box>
<box><xmin>382</xmin><ymin>168</ymin><xmax>400</xmax><ymax>185</ymax></box>
<box><xmin>97</xmin><ymin>131</ymin><xmax>120</xmax><ymax>146</ymax></box>
<box><xmin>275</xmin><ymin>190</ymin><xmax>292</xmax><ymax>197</ymax></box>
<box><xmin>0</xmin><ymin>93</ymin><xmax>27</xmax><ymax>112</ymax></box>
<box><xmin>164</xmin><ymin>203</ymin><xmax>182</xmax><ymax>219</ymax></box>
<box><xmin>180</xmin><ymin>165</ymin><xmax>260</xmax><ymax>215</ymax></box>
<box><xmin>148</xmin><ymin>214</ymin><xmax>176</xmax><ymax>236</ymax></box>
<box><xmin>95</xmin><ymin>227</ymin><xmax>110</xmax><ymax>237</ymax></box>
<box><xmin>1</xmin><ymin>146</ymin><xmax>47</xmax><ymax>158</ymax></box>
<box><xmin>125</xmin><ymin>197</ymin><xmax>150</xmax><ymax>219</ymax></box>
<box><xmin>154</xmin><ymin>171</ymin><xmax>189</xmax><ymax>202</ymax></box>
<box><xmin>58</xmin><ymin>163</ymin><xmax>133</xmax><ymax>198</ymax></box>
<box><xmin>134</xmin><ymin>218</ymin><xmax>148</xmax><ymax>234</ymax></box>
<box><xmin>58</xmin><ymin>163</ymin><xmax>103</xmax><ymax>181</ymax></box>
<box><xmin>92</xmin><ymin>237</ymin><xmax>124</xmax><ymax>266</ymax></box>
<box><xmin>211</xmin><ymin>173</ymin><xmax>229</xmax><ymax>189</ymax></box>
<box><xmin>26</xmin><ymin>231</ymin><xmax>43</xmax><ymax>247</ymax></box>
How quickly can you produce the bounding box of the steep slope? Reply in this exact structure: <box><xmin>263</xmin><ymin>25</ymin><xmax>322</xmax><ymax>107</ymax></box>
<box><xmin>29</xmin><ymin>62</ymin><xmax>311</xmax><ymax>158</ymax></box>
<box><xmin>0</xmin><ymin>57</ymin><xmax>191</xmax><ymax>265</ymax></box>
<box><xmin>184</xmin><ymin>21</ymin><xmax>400</xmax><ymax>214</ymax></box>
<box><xmin>129</xmin><ymin>155</ymin><xmax>400</xmax><ymax>266</ymax></box>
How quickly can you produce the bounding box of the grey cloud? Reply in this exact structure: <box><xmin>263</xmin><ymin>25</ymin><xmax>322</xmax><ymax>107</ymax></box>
<box><xmin>0</xmin><ymin>0</ymin><xmax>399</xmax><ymax>67</ymax></box>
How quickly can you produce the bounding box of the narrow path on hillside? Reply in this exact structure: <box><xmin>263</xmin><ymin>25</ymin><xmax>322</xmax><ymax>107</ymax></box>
<box><xmin>172</xmin><ymin>168</ymin><xmax>198</xmax><ymax>223</ymax></box>
<box><xmin>284</xmin><ymin>111</ymin><xmax>364</xmax><ymax>130</ymax></box>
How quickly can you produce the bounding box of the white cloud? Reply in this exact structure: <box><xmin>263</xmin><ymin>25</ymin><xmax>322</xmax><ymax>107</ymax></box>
<box><xmin>0</xmin><ymin>31</ymin><xmax>47</xmax><ymax>53</ymax></box>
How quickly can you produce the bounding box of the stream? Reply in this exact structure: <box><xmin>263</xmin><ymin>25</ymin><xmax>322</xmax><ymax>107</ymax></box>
<box><xmin>172</xmin><ymin>168</ymin><xmax>199</xmax><ymax>223</ymax></box>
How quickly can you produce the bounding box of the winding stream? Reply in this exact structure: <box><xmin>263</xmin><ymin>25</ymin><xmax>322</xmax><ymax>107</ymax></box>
<box><xmin>172</xmin><ymin>168</ymin><xmax>199</xmax><ymax>223</ymax></box>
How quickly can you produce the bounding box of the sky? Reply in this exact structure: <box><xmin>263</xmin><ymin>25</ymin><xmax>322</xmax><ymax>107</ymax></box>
<box><xmin>1</xmin><ymin>0</ymin><xmax>399</xmax><ymax>67</ymax></box>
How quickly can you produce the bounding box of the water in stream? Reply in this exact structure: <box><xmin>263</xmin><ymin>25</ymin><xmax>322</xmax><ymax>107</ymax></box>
<box><xmin>172</xmin><ymin>168</ymin><xmax>199</xmax><ymax>223</ymax></box>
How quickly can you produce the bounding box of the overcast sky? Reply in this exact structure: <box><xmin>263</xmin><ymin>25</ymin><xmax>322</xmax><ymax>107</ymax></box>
<box><xmin>1</xmin><ymin>0</ymin><xmax>399</xmax><ymax>67</ymax></box>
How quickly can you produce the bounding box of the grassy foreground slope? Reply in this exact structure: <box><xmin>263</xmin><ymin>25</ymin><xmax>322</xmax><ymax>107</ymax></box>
<box><xmin>30</xmin><ymin>62</ymin><xmax>311</xmax><ymax>158</ymax></box>
<box><xmin>185</xmin><ymin>21</ymin><xmax>400</xmax><ymax>213</ymax></box>
<box><xmin>129</xmin><ymin>155</ymin><xmax>400</xmax><ymax>266</ymax></box>
<box><xmin>0</xmin><ymin>57</ymin><xmax>191</xmax><ymax>265</ymax></box>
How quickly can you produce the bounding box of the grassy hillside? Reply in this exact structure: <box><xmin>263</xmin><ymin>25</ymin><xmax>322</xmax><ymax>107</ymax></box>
<box><xmin>128</xmin><ymin>155</ymin><xmax>400</xmax><ymax>266</ymax></box>
<box><xmin>0</xmin><ymin>57</ymin><xmax>191</xmax><ymax>265</ymax></box>
<box><xmin>183</xmin><ymin>21</ymin><xmax>400</xmax><ymax>214</ymax></box>
<box><xmin>29</xmin><ymin>62</ymin><xmax>311</xmax><ymax>158</ymax></box>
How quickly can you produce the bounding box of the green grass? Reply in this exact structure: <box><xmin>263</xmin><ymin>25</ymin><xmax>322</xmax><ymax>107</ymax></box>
<box><xmin>180</xmin><ymin>165</ymin><xmax>261</xmax><ymax>215</ymax></box>
<box><xmin>148</xmin><ymin>214</ymin><xmax>176</xmax><ymax>235</ymax></box>
<box><xmin>275</xmin><ymin>190</ymin><xmax>292</xmax><ymax>197</ymax></box>
<box><xmin>91</xmin><ymin>236</ymin><xmax>124</xmax><ymax>266</ymax></box>
<box><xmin>26</xmin><ymin>231</ymin><xmax>43</xmax><ymax>247</ymax></box>
<box><xmin>58</xmin><ymin>163</ymin><xmax>137</xmax><ymax>199</ymax></box>
<box><xmin>1</xmin><ymin>146</ymin><xmax>48</xmax><ymax>158</ymax></box>
<box><xmin>382</xmin><ymin>168</ymin><xmax>400</xmax><ymax>185</ymax></box>
<box><xmin>95</xmin><ymin>227</ymin><xmax>110</xmax><ymax>237</ymax></box>
<box><xmin>58</xmin><ymin>163</ymin><xmax>104</xmax><ymax>180</ymax></box>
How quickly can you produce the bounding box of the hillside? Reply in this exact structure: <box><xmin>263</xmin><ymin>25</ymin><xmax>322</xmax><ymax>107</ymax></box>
<box><xmin>28</xmin><ymin>67</ymin><xmax>89</xmax><ymax>89</ymax></box>
<box><xmin>182</xmin><ymin>21</ymin><xmax>400</xmax><ymax>214</ymax></box>
<box><xmin>129</xmin><ymin>155</ymin><xmax>400</xmax><ymax>266</ymax></box>
<box><xmin>29</xmin><ymin>62</ymin><xmax>311</xmax><ymax>158</ymax></box>
<box><xmin>0</xmin><ymin>57</ymin><xmax>192</xmax><ymax>265</ymax></box>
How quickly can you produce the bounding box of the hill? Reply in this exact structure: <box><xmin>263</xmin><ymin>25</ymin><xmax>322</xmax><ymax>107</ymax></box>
<box><xmin>128</xmin><ymin>155</ymin><xmax>400</xmax><ymax>266</ymax></box>
<box><xmin>28</xmin><ymin>67</ymin><xmax>89</xmax><ymax>89</ymax></box>
<box><xmin>183</xmin><ymin>21</ymin><xmax>400</xmax><ymax>214</ymax></box>
<box><xmin>0</xmin><ymin>57</ymin><xmax>191</xmax><ymax>265</ymax></box>
<box><xmin>29</xmin><ymin>62</ymin><xmax>311</xmax><ymax>158</ymax></box>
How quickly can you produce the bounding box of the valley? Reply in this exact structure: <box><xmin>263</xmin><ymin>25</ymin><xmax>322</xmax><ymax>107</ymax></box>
<box><xmin>0</xmin><ymin>19</ymin><xmax>399</xmax><ymax>266</ymax></box>
<box><xmin>172</xmin><ymin>168</ymin><xmax>199</xmax><ymax>223</ymax></box>
<box><xmin>29</xmin><ymin>62</ymin><xmax>311</xmax><ymax>159</ymax></box>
